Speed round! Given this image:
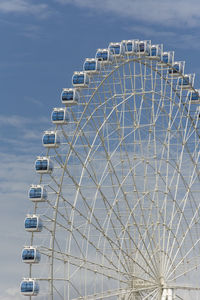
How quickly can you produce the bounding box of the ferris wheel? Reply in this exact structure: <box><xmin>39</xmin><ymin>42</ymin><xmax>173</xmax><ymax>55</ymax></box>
<box><xmin>20</xmin><ymin>39</ymin><xmax>200</xmax><ymax>300</ymax></box>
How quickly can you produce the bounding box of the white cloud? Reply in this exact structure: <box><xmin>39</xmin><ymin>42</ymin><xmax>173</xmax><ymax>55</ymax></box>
<box><xmin>20</xmin><ymin>25</ymin><xmax>42</xmax><ymax>39</ymax></box>
<box><xmin>0</xmin><ymin>152</ymin><xmax>36</xmax><ymax>196</ymax></box>
<box><xmin>24</xmin><ymin>95</ymin><xmax>45</xmax><ymax>107</ymax></box>
<box><xmin>0</xmin><ymin>114</ymin><xmax>50</xmax><ymax>157</ymax></box>
<box><xmin>125</xmin><ymin>25</ymin><xmax>177</xmax><ymax>39</ymax></box>
<box><xmin>0</xmin><ymin>115</ymin><xmax>30</xmax><ymax>127</ymax></box>
<box><xmin>0</xmin><ymin>287</ymin><xmax>22</xmax><ymax>300</ymax></box>
<box><xmin>56</xmin><ymin>0</ymin><xmax>200</xmax><ymax>28</ymax></box>
<box><xmin>0</xmin><ymin>114</ymin><xmax>49</xmax><ymax>128</ymax></box>
<box><xmin>0</xmin><ymin>152</ymin><xmax>35</xmax><ymax>297</ymax></box>
<box><xmin>124</xmin><ymin>25</ymin><xmax>200</xmax><ymax>52</ymax></box>
<box><xmin>0</xmin><ymin>0</ymin><xmax>49</xmax><ymax>17</ymax></box>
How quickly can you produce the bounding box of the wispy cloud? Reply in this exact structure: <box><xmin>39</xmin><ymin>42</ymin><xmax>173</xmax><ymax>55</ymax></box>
<box><xmin>24</xmin><ymin>95</ymin><xmax>45</xmax><ymax>107</ymax></box>
<box><xmin>56</xmin><ymin>0</ymin><xmax>200</xmax><ymax>28</ymax></box>
<box><xmin>0</xmin><ymin>152</ymin><xmax>36</xmax><ymax>296</ymax></box>
<box><xmin>0</xmin><ymin>115</ymin><xmax>30</xmax><ymax>127</ymax></box>
<box><xmin>0</xmin><ymin>114</ymin><xmax>48</xmax><ymax>128</ymax></box>
<box><xmin>0</xmin><ymin>152</ymin><xmax>35</xmax><ymax>193</ymax></box>
<box><xmin>0</xmin><ymin>114</ymin><xmax>50</xmax><ymax>154</ymax></box>
<box><xmin>0</xmin><ymin>287</ymin><xmax>23</xmax><ymax>300</ymax></box>
<box><xmin>124</xmin><ymin>25</ymin><xmax>200</xmax><ymax>51</ymax></box>
<box><xmin>20</xmin><ymin>24</ymin><xmax>42</xmax><ymax>39</ymax></box>
<box><xmin>0</xmin><ymin>0</ymin><xmax>50</xmax><ymax>18</ymax></box>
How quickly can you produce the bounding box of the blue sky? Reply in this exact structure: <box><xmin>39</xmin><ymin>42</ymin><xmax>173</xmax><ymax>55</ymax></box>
<box><xmin>1</xmin><ymin>0</ymin><xmax>200</xmax><ymax>299</ymax></box>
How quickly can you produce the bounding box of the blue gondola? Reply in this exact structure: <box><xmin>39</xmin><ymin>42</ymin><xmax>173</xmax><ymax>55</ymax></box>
<box><xmin>83</xmin><ymin>58</ymin><xmax>101</xmax><ymax>74</ymax></box>
<box><xmin>42</xmin><ymin>131</ymin><xmax>60</xmax><ymax>148</ymax></box>
<box><xmin>35</xmin><ymin>157</ymin><xmax>53</xmax><ymax>174</ymax></box>
<box><xmin>108</xmin><ymin>42</ymin><xmax>125</xmax><ymax>57</ymax></box>
<box><xmin>72</xmin><ymin>72</ymin><xmax>89</xmax><ymax>88</ymax></box>
<box><xmin>159</xmin><ymin>51</ymin><xmax>174</xmax><ymax>65</ymax></box>
<box><xmin>137</xmin><ymin>40</ymin><xmax>151</xmax><ymax>55</ymax></box>
<box><xmin>61</xmin><ymin>88</ymin><xmax>79</xmax><ymax>105</ymax></box>
<box><xmin>123</xmin><ymin>39</ymin><xmax>139</xmax><ymax>54</ymax></box>
<box><xmin>29</xmin><ymin>185</ymin><xmax>47</xmax><ymax>202</ymax></box>
<box><xmin>22</xmin><ymin>247</ymin><xmax>41</xmax><ymax>264</ymax></box>
<box><xmin>178</xmin><ymin>75</ymin><xmax>193</xmax><ymax>89</ymax></box>
<box><xmin>51</xmin><ymin>108</ymin><xmax>69</xmax><ymax>124</ymax></box>
<box><xmin>189</xmin><ymin>90</ymin><xmax>200</xmax><ymax>102</ymax></box>
<box><xmin>20</xmin><ymin>279</ymin><xmax>39</xmax><ymax>296</ymax></box>
<box><xmin>162</xmin><ymin>53</ymin><xmax>169</xmax><ymax>64</ymax></box>
<box><xmin>24</xmin><ymin>215</ymin><xmax>43</xmax><ymax>232</ymax></box>
<box><xmin>169</xmin><ymin>61</ymin><xmax>184</xmax><ymax>75</ymax></box>
<box><xmin>149</xmin><ymin>44</ymin><xmax>162</xmax><ymax>58</ymax></box>
<box><xmin>95</xmin><ymin>48</ymin><xmax>113</xmax><ymax>64</ymax></box>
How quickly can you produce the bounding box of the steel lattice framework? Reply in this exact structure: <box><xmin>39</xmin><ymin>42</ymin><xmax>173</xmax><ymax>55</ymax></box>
<box><xmin>21</xmin><ymin>40</ymin><xmax>200</xmax><ymax>300</ymax></box>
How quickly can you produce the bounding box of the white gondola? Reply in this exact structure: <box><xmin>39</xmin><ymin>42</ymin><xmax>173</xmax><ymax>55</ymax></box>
<box><xmin>29</xmin><ymin>185</ymin><xmax>47</xmax><ymax>202</ymax></box>
<box><xmin>122</xmin><ymin>39</ymin><xmax>139</xmax><ymax>55</ymax></box>
<box><xmin>137</xmin><ymin>40</ymin><xmax>151</xmax><ymax>56</ymax></box>
<box><xmin>35</xmin><ymin>156</ymin><xmax>53</xmax><ymax>174</ymax></box>
<box><xmin>169</xmin><ymin>61</ymin><xmax>184</xmax><ymax>76</ymax></box>
<box><xmin>42</xmin><ymin>131</ymin><xmax>60</xmax><ymax>148</ymax></box>
<box><xmin>24</xmin><ymin>215</ymin><xmax>43</xmax><ymax>232</ymax></box>
<box><xmin>95</xmin><ymin>48</ymin><xmax>113</xmax><ymax>64</ymax></box>
<box><xmin>108</xmin><ymin>42</ymin><xmax>125</xmax><ymax>58</ymax></box>
<box><xmin>20</xmin><ymin>279</ymin><xmax>39</xmax><ymax>296</ymax></box>
<box><xmin>22</xmin><ymin>247</ymin><xmax>41</xmax><ymax>264</ymax></box>
<box><xmin>189</xmin><ymin>89</ymin><xmax>200</xmax><ymax>103</ymax></box>
<box><xmin>72</xmin><ymin>72</ymin><xmax>89</xmax><ymax>88</ymax></box>
<box><xmin>178</xmin><ymin>74</ymin><xmax>194</xmax><ymax>89</ymax></box>
<box><xmin>83</xmin><ymin>58</ymin><xmax>101</xmax><ymax>74</ymax></box>
<box><xmin>51</xmin><ymin>108</ymin><xmax>69</xmax><ymax>124</ymax></box>
<box><xmin>149</xmin><ymin>44</ymin><xmax>163</xmax><ymax>59</ymax></box>
<box><xmin>61</xmin><ymin>88</ymin><xmax>79</xmax><ymax>106</ymax></box>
